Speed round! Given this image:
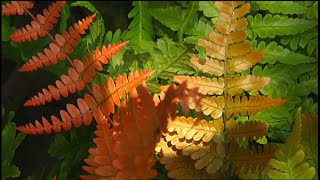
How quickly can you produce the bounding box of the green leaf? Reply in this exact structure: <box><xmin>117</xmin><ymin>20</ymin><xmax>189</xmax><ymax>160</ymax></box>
<box><xmin>2</xmin><ymin>16</ymin><xmax>11</xmax><ymax>41</ymax></box>
<box><xmin>71</xmin><ymin>1</ymin><xmax>97</xmax><ymax>12</ymax></box>
<box><xmin>2</xmin><ymin>111</ymin><xmax>25</xmax><ymax>180</ymax></box>
<box><xmin>151</xmin><ymin>2</ymin><xmax>199</xmax><ymax>42</ymax></box>
<box><xmin>257</xmin><ymin>41</ymin><xmax>317</xmax><ymax>64</ymax></box>
<box><xmin>199</xmin><ymin>1</ymin><xmax>219</xmax><ymax>17</ymax></box>
<box><xmin>247</xmin><ymin>14</ymin><xmax>317</xmax><ymax>39</ymax></box>
<box><xmin>60</xmin><ymin>4</ymin><xmax>71</xmax><ymax>32</ymax></box>
<box><xmin>184</xmin><ymin>17</ymin><xmax>213</xmax><ymax>44</ymax></box>
<box><xmin>124</xmin><ymin>1</ymin><xmax>155</xmax><ymax>54</ymax></box>
<box><xmin>252</xmin><ymin>1</ymin><xmax>307</xmax><ymax>15</ymax></box>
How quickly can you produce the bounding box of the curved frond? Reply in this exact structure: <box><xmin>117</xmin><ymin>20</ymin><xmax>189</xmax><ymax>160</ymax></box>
<box><xmin>23</xmin><ymin>42</ymin><xmax>129</xmax><ymax>107</ymax></box>
<box><xmin>18</xmin><ymin>13</ymin><xmax>97</xmax><ymax>72</ymax></box>
<box><xmin>9</xmin><ymin>1</ymin><xmax>66</xmax><ymax>42</ymax></box>
<box><xmin>2</xmin><ymin>1</ymin><xmax>34</xmax><ymax>16</ymax></box>
<box><xmin>167</xmin><ymin>116</ymin><xmax>224</xmax><ymax>143</ymax></box>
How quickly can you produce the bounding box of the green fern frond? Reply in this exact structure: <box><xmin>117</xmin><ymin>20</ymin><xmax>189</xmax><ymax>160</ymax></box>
<box><xmin>150</xmin><ymin>2</ymin><xmax>199</xmax><ymax>42</ymax></box>
<box><xmin>247</xmin><ymin>14</ymin><xmax>317</xmax><ymax>39</ymax></box>
<box><xmin>251</xmin><ymin>1</ymin><xmax>307</xmax><ymax>15</ymax></box>
<box><xmin>124</xmin><ymin>1</ymin><xmax>155</xmax><ymax>54</ymax></box>
<box><xmin>267</xmin><ymin>108</ymin><xmax>316</xmax><ymax>179</ymax></box>
<box><xmin>254</xmin><ymin>41</ymin><xmax>317</xmax><ymax>64</ymax></box>
<box><xmin>184</xmin><ymin>17</ymin><xmax>214</xmax><ymax>45</ymax></box>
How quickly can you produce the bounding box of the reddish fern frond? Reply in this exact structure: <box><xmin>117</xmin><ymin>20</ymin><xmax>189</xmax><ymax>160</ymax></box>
<box><xmin>18</xmin><ymin>13</ymin><xmax>96</xmax><ymax>72</ymax></box>
<box><xmin>81</xmin><ymin>121</ymin><xmax>117</xmax><ymax>179</ymax></box>
<box><xmin>17</xmin><ymin>70</ymin><xmax>155</xmax><ymax>134</ymax></box>
<box><xmin>9</xmin><ymin>1</ymin><xmax>66</xmax><ymax>42</ymax></box>
<box><xmin>23</xmin><ymin>42</ymin><xmax>129</xmax><ymax>107</ymax></box>
<box><xmin>2</xmin><ymin>1</ymin><xmax>34</xmax><ymax>16</ymax></box>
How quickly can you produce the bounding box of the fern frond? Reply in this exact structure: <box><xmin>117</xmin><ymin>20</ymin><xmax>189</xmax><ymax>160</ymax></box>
<box><xmin>301</xmin><ymin>112</ymin><xmax>318</xmax><ymax>174</ymax></box>
<box><xmin>174</xmin><ymin>76</ymin><xmax>224</xmax><ymax>95</ymax></box>
<box><xmin>228</xmin><ymin>142</ymin><xmax>277</xmax><ymax>177</ymax></box>
<box><xmin>9</xmin><ymin>1</ymin><xmax>66</xmax><ymax>42</ymax></box>
<box><xmin>189</xmin><ymin>54</ymin><xmax>224</xmax><ymax>76</ymax></box>
<box><xmin>226</xmin><ymin>118</ymin><xmax>268</xmax><ymax>141</ymax></box>
<box><xmin>23</xmin><ymin>42</ymin><xmax>129</xmax><ymax>107</ymax></box>
<box><xmin>247</xmin><ymin>14</ymin><xmax>317</xmax><ymax>39</ymax></box>
<box><xmin>252</xmin><ymin>1</ymin><xmax>307</xmax><ymax>15</ymax></box>
<box><xmin>173</xmin><ymin>139</ymin><xmax>226</xmax><ymax>174</ymax></box>
<box><xmin>167</xmin><ymin>116</ymin><xmax>224</xmax><ymax>143</ymax></box>
<box><xmin>17</xmin><ymin>70</ymin><xmax>154</xmax><ymax>134</ymax></box>
<box><xmin>18</xmin><ymin>13</ymin><xmax>97</xmax><ymax>72</ymax></box>
<box><xmin>256</xmin><ymin>41</ymin><xmax>317</xmax><ymax>65</ymax></box>
<box><xmin>227</xmin><ymin>75</ymin><xmax>270</xmax><ymax>96</ymax></box>
<box><xmin>81</xmin><ymin>121</ymin><xmax>116</xmax><ymax>179</ymax></box>
<box><xmin>124</xmin><ymin>1</ymin><xmax>155</xmax><ymax>54</ymax></box>
<box><xmin>226</xmin><ymin>95</ymin><xmax>286</xmax><ymax>118</ymax></box>
<box><xmin>2</xmin><ymin>1</ymin><xmax>34</xmax><ymax>16</ymax></box>
<box><xmin>189</xmin><ymin>96</ymin><xmax>224</xmax><ymax>119</ymax></box>
<box><xmin>156</xmin><ymin>138</ymin><xmax>225</xmax><ymax>179</ymax></box>
<box><xmin>266</xmin><ymin>108</ymin><xmax>316</xmax><ymax>179</ymax></box>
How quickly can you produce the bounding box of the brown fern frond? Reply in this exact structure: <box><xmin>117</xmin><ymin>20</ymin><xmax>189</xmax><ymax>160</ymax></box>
<box><xmin>228</xmin><ymin>142</ymin><xmax>277</xmax><ymax>177</ymax></box>
<box><xmin>173</xmin><ymin>139</ymin><xmax>226</xmax><ymax>174</ymax></box>
<box><xmin>2</xmin><ymin>1</ymin><xmax>34</xmax><ymax>16</ymax></box>
<box><xmin>23</xmin><ymin>42</ymin><xmax>129</xmax><ymax>107</ymax></box>
<box><xmin>17</xmin><ymin>70</ymin><xmax>155</xmax><ymax>134</ymax></box>
<box><xmin>226</xmin><ymin>118</ymin><xmax>268</xmax><ymax>141</ymax></box>
<box><xmin>81</xmin><ymin>120</ymin><xmax>116</xmax><ymax>179</ymax></box>
<box><xmin>167</xmin><ymin>116</ymin><xmax>224</xmax><ymax>143</ymax></box>
<box><xmin>226</xmin><ymin>95</ymin><xmax>286</xmax><ymax>118</ymax></box>
<box><xmin>18</xmin><ymin>13</ymin><xmax>96</xmax><ymax>72</ymax></box>
<box><xmin>174</xmin><ymin>76</ymin><xmax>224</xmax><ymax>95</ymax></box>
<box><xmin>9</xmin><ymin>1</ymin><xmax>66</xmax><ymax>42</ymax></box>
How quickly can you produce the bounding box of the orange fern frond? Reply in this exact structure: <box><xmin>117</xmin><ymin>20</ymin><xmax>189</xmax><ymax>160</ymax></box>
<box><xmin>2</xmin><ymin>1</ymin><xmax>34</xmax><ymax>16</ymax></box>
<box><xmin>17</xmin><ymin>70</ymin><xmax>155</xmax><ymax>134</ymax></box>
<box><xmin>9</xmin><ymin>1</ymin><xmax>66</xmax><ymax>42</ymax></box>
<box><xmin>18</xmin><ymin>13</ymin><xmax>97</xmax><ymax>72</ymax></box>
<box><xmin>23</xmin><ymin>42</ymin><xmax>129</xmax><ymax>107</ymax></box>
<box><xmin>81</xmin><ymin>121</ymin><xmax>117</xmax><ymax>179</ymax></box>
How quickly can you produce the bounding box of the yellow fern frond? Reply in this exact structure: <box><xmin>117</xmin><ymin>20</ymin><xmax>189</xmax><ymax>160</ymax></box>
<box><xmin>189</xmin><ymin>96</ymin><xmax>224</xmax><ymax>119</ymax></box>
<box><xmin>167</xmin><ymin>116</ymin><xmax>224</xmax><ymax>143</ymax></box>
<box><xmin>227</xmin><ymin>75</ymin><xmax>270</xmax><ymax>96</ymax></box>
<box><xmin>190</xmin><ymin>55</ymin><xmax>224</xmax><ymax>76</ymax></box>
<box><xmin>226</xmin><ymin>95</ymin><xmax>286</xmax><ymax>118</ymax></box>
<box><xmin>174</xmin><ymin>76</ymin><xmax>224</xmax><ymax>95</ymax></box>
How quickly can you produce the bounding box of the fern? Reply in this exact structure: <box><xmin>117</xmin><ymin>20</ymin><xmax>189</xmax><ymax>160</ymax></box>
<box><xmin>251</xmin><ymin>1</ymin><xmax>307</xmax><ymax>15</ymax></box>
<box><xmin>124</xmin><ymin>1</ymin><xmax>155</xmax><ymax>54</ymax></box>
<box><xmin>151</xmin><ymin>2</ymin><xmax>199</xmax><ymax>42</ymax></box>
<box><xmin>247</xmin><ymin>14</ymin><xmax>317</xmax><ymax>38</ymax></box>
<box><xmin>266</xmin><ymin>108</ymin><xmax>315</xmax><ymax>179</ymax></box>
<box><xmin>156</xmin><ymin>1</ymin><xmax>287</xmax><ymax>178</ymax></box>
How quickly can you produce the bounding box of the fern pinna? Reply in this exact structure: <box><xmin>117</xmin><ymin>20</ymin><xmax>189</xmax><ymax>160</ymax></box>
<box><xmin>155</xmin><ymin>1</ymin><xmax>289</xmax><ymax>178</ymax></box>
